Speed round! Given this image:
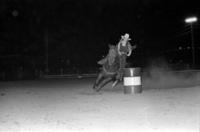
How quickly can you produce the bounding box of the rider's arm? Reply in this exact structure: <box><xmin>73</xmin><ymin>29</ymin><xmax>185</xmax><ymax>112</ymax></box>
<box><xmin>127</xmin><ymin>43</ymin><xmax>132</xmax><ymax>56</ymax></box>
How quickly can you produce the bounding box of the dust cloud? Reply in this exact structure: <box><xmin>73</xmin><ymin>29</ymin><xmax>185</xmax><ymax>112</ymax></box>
<box><xmin>142</xmin><ymin>58</ymin><xmax>200</xmax><ymax>89</ymax></box>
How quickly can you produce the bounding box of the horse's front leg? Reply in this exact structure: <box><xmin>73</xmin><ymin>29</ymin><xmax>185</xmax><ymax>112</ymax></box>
<box><xmin>96</xmin><ymin>77</ymin><xmax>113</xmax><ymax>92</ymax></box>
<box><xmin>93</xmin><ymin>72</ymin><xmax>104</xmax><ymax>90</ymax></box>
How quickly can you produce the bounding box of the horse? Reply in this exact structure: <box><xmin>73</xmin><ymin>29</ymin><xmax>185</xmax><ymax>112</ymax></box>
<box><xmin>93</xmin><ymin>45</ymin><xmax>121</xmax><ymax>92</ymax></box>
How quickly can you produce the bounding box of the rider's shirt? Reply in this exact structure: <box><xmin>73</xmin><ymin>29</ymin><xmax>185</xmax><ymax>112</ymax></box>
<box><xmin>118</xmin><ymin>41</ymin><xmax>132</xmax><ymax>55</ymax></box>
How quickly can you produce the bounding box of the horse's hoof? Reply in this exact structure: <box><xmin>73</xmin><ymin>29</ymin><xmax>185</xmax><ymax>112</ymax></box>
<box><xmin>93</xmin><ymin>85</ymin><xmax>96</xmax><ymax>90</ymax></box>
<box><xmin>92</xmin><ymin>87</ymin><xmax>100</xmax><ymax>92</ymax></box>
<box><xmin>95</xmin><ymin>89</ymin><xmax>100</xmax><ymax>92</ymax></box>
<box><xmin>93</xmin><ymin>85</ymin><xmax>101</xmax><ymax>92</ymax></box>
<box><xmin>93</xmin><ymin>86</ymin><xmax>100</xmax><ymax>92</ymax></box>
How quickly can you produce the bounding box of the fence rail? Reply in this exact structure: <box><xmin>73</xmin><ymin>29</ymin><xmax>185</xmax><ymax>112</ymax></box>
<box><xmin>43</xmin><ymin>73</ymin><xmax>98</xmax><ymax>79</ymax></box>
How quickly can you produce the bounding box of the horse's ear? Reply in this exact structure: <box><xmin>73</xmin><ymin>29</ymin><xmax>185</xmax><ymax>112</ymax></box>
<box><xmin>108</xmin><ymin>44</ymin><xmax>115</xmax><ymax>49</ymax></box>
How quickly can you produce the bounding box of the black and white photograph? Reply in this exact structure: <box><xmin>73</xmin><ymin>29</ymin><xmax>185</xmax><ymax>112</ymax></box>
<box><xmin>0</xmin><ymin>0</ymin><xmax>200</xmax><ymax>131</ymax></box>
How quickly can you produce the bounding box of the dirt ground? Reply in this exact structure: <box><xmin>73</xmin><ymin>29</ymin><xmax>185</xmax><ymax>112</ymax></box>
<box><xmin>0</xmin><ymin>78</ymin><xmax>200</xmax><ymax>132</ymax></box>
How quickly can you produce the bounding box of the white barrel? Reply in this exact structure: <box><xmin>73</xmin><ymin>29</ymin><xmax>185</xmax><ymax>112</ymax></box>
<box><xmin>123</xmin><ymin>68</ymin><xmax>142</xmax><ymax>94</ymax></box>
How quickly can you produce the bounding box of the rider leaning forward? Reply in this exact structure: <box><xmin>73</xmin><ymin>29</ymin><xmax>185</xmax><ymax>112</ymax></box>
<box><xmin>97</xmin><ymin>33</ymin><xmax>136</xmax><ymax>84</ymax></box>
<box><xmin>117</xmin><ymin>33</ymin><xmax>136</xmax><ymax>80</ymax></box>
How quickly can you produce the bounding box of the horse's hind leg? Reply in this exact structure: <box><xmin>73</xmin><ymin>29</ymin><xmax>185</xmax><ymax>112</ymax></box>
<box><xmin>96</xmin><ymin>77</ymin><xmax>113</xmax><ymax>92</ymax></box>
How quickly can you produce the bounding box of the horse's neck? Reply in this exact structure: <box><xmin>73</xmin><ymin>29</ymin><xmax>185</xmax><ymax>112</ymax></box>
<box><xmin>103</xmin><ymin>58</ymin><xmax>119</xmax><ymax>73</ymax></box>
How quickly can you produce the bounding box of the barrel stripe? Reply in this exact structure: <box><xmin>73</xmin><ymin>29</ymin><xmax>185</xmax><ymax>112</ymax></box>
<box><xmin>124</xmin><ymin>86</ymin><xmax>142</xmax><ymax>94</ymax></box>
<box><xmin>123</xmin><ymin>76</ymin><xmax>141</xmax><ymax>86</ymax></box>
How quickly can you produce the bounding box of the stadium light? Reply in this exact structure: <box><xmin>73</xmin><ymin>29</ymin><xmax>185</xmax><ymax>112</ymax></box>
<box><xmin>185</xmin><ymin>16</ymin><xmax>198</xmax><ymax>66</ymax></box>
<box><xmin>185</xmin><ymin>16</ymin><xmax>198</xmax><ymax>23</ymax></box>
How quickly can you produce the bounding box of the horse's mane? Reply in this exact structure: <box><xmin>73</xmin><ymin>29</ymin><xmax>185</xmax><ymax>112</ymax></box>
<box><xmin>107</xmin><ymin>45</ymin><xmax>118</xmax><ymax>66</ymax></box>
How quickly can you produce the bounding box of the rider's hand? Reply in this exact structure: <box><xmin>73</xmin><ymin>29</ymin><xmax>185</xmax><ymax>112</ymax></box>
<box><xmin>132</xmin><ymin>45</ymin><xmax>137</xmax><ymax>50</ymax></box>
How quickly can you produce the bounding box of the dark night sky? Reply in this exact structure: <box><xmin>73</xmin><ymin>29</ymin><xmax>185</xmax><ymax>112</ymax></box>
<box><xmin>0</xmin><ymin>0</ymin><xmax>200</xmax><ymax>71</ymax></box>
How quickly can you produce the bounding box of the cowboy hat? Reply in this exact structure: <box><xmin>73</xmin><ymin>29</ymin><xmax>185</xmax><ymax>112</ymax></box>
<box><xmin>121</xmin><ymin>33</ymin><xmax>131</xmax><ymax>40</ymax></box>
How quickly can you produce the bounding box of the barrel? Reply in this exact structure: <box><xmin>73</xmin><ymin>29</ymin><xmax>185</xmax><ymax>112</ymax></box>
<box><xmin>123</xmin><ymin>68</ymin><xmax>142</xmax><ymax>94</ymax></box>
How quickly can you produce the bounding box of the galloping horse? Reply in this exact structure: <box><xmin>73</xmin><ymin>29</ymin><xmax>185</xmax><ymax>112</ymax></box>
<box><xmin>93</xmin><ymin>45</ymin><xmax>121</xmax><ymax>92</ymax></box>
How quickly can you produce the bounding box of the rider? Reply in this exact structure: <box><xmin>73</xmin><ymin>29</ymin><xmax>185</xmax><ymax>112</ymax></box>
<box><xmin>116</xmin><ymin>33</ymin><xmax>134</xmax><ymax>81</ymax></box>
<box><xmin>96</xmin><ymin>34</ymin><xmax>136</xmax><ymax>88</ymax></box>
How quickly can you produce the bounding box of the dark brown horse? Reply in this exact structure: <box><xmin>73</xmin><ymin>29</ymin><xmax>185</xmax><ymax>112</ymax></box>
<box><xmin>93</xmin><ymin>45</ymin><xmax>121</xmax><ymax>92</ymax></box>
